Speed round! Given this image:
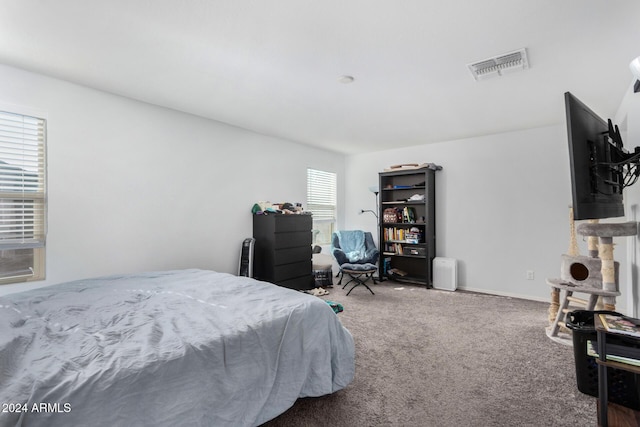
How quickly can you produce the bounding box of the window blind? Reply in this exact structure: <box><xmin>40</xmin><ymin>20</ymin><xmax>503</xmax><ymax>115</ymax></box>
<box><xmin>0</xmin><ymin>111</ymin><xmax>46</xmax><ymax>251</ymax></box>
<box><xmin>307</xmin><ymin>168</ymin><xmax>336</xmax><ymax>221</ymax></box>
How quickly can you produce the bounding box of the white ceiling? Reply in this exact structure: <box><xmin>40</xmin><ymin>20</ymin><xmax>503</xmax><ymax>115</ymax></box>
<box><xmin>1</xmin><ymin>1</ymin><xmax>640</xmax><ymax>154</ymax></box>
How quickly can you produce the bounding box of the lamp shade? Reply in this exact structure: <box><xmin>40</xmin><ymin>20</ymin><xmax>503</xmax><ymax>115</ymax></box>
<box><xmin>631</xmin><ymin>56</ymin><xmax>640</xmax><ymax>80</ymax></box>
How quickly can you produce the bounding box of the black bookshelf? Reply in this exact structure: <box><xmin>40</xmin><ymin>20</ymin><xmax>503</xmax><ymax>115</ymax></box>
<box><xmin>378</xmin><ymin>167</ymin><xmax>436</xmax><ymax>286</ymax></box>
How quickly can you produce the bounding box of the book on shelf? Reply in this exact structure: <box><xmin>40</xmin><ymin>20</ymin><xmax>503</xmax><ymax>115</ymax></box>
<box><xmin>587</xmin><ymin>340</ymin><xmax>640</xmax><ymax>367</ymax></box>
<box><xmin>383</xmin><ymin>242</ymin><xmax>404</xmax><ymax>255</ymax></box>
<box><xmin>599</xmin><ymin>313</ymin><xmax>640</xmax><ymax>338</ymax></box>
<box><xmin>384</xmin><ymin>227</ymin><xmax>406</xmax><ymax>241</ymax></box>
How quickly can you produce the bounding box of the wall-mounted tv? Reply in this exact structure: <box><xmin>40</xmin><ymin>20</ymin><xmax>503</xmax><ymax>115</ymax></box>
<box><xmin>565</xmin><ymin>92</ymin><xmax>640</xmax><ymax>220</ymax></box>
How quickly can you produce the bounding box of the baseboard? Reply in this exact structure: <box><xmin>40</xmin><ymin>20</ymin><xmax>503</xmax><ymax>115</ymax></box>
<box><xmin>456</xmin><ymin>286</ymin><xmax>549</xmax><ymax>303</ymax></box>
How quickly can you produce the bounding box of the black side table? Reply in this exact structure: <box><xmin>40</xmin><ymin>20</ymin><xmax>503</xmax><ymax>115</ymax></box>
<box><xmin>594</xmin><ymin>315</ymin><xmax>640</xmax><ymax>426</ymax></box>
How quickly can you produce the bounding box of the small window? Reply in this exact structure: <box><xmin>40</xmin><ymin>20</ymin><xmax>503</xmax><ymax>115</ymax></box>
<box><xmin>307</xmin><ymin>168</ymin><xmax>337</xmax><ymax>245</ymax></box>
<box><xmin>0</xmin><ymin>111</ymin><xmax>47</xmax><ymax>284</ymax></box>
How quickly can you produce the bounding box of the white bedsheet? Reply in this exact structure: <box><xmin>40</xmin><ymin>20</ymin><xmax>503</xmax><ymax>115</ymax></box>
<box><xmin>0</xmin><ymin>269</ymin><xmax>355</xmax><ymax>426</ymax></box>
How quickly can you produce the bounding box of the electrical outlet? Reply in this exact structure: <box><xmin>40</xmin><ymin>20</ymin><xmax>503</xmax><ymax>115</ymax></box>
<box><xmin>526</xmin><ymin>270</ymin><xmax>535</xmax><ymax>280</ymax></box>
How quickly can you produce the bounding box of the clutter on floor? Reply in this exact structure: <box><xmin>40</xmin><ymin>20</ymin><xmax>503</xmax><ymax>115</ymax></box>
<box><xmin>308</xmin><ymin>287</ymin><xmax>329</xmax><ymax>296</ymax></box>
<box><xmin>325</xmin><ymin>300</ymin><xmax>344</xmax><ymax>314</ymax></box>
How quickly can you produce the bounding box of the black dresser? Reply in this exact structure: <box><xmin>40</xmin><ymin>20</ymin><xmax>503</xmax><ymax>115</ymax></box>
<box><xmin>252</xmin><ymin>214</ymin><xmax>314</xmax><ymax>290</ymax></box>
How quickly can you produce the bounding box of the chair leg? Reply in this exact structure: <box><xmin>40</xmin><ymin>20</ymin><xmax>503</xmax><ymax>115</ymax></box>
<box><xmin>343</xmin><ymin>270</ymin><xmax>376</xmax><ymax>296</ymax></box>
<box><xmin>346</xmin><ymin>278</ymin><xmax>375</xmax><ymax>296</ymax></box>
<box><xmin>342</xmin><ymin>275</ymin><xmax>356</xmax><ymax>289</ymax></box>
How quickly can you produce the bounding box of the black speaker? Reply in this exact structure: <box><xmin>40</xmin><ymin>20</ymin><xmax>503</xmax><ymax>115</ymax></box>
<box><xmin>238</xmin><ymin>238</ymin><xmax>255</xmax><ymax>277</ymax></box>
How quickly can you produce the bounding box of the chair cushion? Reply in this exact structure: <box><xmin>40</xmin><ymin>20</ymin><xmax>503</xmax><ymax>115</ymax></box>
<box><xmin>341</xmin><ymin>263</ymin><xmax>377</xmax><ymax>272</ymax></box>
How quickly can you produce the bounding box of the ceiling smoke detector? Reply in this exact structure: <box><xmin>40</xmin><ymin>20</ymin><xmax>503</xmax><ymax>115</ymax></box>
<box><xmin>467</xmin><ymin>48</ymin><xmax>529</xmax><ymax>81</ymax></box>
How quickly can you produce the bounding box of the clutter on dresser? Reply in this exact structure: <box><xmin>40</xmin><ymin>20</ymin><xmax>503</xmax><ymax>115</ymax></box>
<box><xmin>251</xmin><ymin>201</ymin><xmax>308</xmax><ymax>215</ymax></box>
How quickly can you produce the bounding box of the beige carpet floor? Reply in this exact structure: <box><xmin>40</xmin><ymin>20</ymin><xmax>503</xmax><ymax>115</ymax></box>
<box><xmin>262</xmin><ymin>280</ymin><xmax>596</xmax><ymax>427</ymax></box>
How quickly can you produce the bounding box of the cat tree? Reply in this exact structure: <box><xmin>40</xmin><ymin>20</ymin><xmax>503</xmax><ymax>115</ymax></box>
<box><xmin>546</xmin><ymin>207</ymin><xmax>638</xmax><ymax>343</ymax></box>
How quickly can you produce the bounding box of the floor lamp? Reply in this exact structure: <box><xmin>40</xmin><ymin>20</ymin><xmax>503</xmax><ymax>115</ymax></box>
<box><xmin>359</xmin><ymin>185</ymin><xmax>379</xmax><ymax>223</ymax></box>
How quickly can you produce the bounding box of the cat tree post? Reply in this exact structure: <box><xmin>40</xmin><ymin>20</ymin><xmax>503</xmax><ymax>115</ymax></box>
<box><xmin>585</xmin><ymin>219</ymin><xmax>600</xmax><ymax>258</ymax></box>
<box><xmin>548</xmin><ymin>287</ymin><xmax>560</xmax><ymax>324</ymax></box>
<box><xmin>576</xmin><ymin>221</ymin><xmax>638</xmax><ymax>311</ymax></box>
<box><xmin>548</xmin><ymin>207</ymin><xmax>580</xmax><ymax>324</ymax></box>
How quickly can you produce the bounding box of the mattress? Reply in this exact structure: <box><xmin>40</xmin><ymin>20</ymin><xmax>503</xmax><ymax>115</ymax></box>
<box><xmin>0</xmin><ymin>269</ymin><xmax>355</xmax><ymax>426</ymax></box>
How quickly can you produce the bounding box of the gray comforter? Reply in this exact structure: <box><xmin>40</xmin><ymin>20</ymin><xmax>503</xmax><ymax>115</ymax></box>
<box><xmin>0</xmin><ymin>269</ymin><xmax>355</xmax><ymax>426</ymax></box>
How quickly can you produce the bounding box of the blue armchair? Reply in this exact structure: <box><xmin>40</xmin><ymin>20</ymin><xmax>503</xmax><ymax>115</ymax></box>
<box><xmin>332</xmin><ymin>231</ymin><xmax>379</xmax><ymax>266</ymax></box>
<box><xmin>331</xmin><ymin>231</ymin><xmax>379</xmax><ymax>293</ymax></box>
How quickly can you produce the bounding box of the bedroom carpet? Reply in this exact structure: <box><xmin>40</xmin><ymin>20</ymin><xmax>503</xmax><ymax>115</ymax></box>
<box><xmin>261</xmin><ymin>281</ymin><xmax>596</xmax><ymax>427</ymax></box>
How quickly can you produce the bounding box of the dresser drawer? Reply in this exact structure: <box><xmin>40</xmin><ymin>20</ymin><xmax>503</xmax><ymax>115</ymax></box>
<box><xmin>273</xmin><ymin>215</ymin><xmax>312</xmax><ymax>232</ymax></box>
<box><xmin>278</xmin><ymin>275</ymin><xmax>314</xmax><ymax>290</ymax></box>
<box><xmin>273</xmin><ymin>232</ymin><xmax>312</xmax><ymax>249</ymax></box>
<box><xmin>274</xmin><ymin>247</ymin><xmax>311</xmax><ymax>265</ymax></box>
<box><xmin>274</xmin><ymin>260</ymin><xmax>312</xmax><ymax>281</ymax></box>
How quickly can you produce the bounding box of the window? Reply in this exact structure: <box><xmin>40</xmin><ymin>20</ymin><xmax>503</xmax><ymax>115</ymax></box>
<box><xmin>307</xmin><ymin>168</ymin><xmax>337</xmax><ymax>245</ymax></box>
<box><xmin>0</xmin><ymin>111</ymin><xmax>46</xmax><ymax>284</ymax></box>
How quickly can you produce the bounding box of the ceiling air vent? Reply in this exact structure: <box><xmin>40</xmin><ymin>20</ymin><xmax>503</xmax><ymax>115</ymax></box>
<box><xmin>467</xmin><ymin>48</ymin><xmax>529</xmax><ymax>81</ymax></box>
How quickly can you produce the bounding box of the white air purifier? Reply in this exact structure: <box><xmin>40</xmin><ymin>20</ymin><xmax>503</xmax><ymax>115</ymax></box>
<box><xmin>433</xmin><ymin>257</ymin><xmax>457</xmax><ymax>291</ymax></box>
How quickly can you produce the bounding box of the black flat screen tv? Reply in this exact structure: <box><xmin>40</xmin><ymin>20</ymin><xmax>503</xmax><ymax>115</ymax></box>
<box><xmin>565</xmin><ymin>92</ymin><xmax>625</xmax><ymax>220</ymax></box>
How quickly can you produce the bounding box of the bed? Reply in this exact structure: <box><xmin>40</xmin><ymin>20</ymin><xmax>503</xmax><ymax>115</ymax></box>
<box><xmin>0</xmin><ymin>269</ymin><xmax>355</xmax><ymax>427</ymax></box>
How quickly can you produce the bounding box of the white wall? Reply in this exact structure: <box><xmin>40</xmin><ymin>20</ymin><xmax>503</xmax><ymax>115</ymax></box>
<box><xmin>0</xmin><ymin>64</ymin><xmax>345</xmax><ymax>296</ymax></box>
<box><xmin>344</xmin><ymin>125</ymin><xmax>633</xmax><ymax>312</ymax></box>
<box><xmin>2</xmin><ymin>61</ymin><xmax>638</xmax><ymax>312</ymax></box>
